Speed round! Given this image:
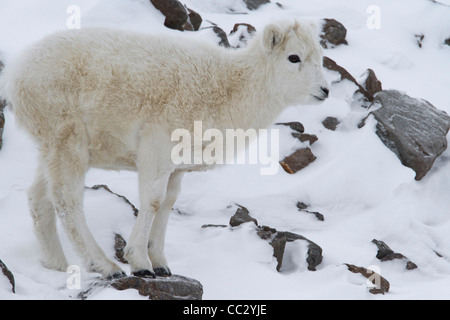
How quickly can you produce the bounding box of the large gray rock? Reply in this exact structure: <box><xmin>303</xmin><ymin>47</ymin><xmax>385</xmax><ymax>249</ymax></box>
<box><xmin>370</xmin><ymin>90</ymin><xmax>450</xmax><ymax>180</ymax></box>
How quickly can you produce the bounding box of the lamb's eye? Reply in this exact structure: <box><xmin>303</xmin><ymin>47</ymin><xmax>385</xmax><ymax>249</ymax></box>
<box><xmin>288</xmin><ymin>55</ymin><xmax>301</xmax><ymax>63</ymax></box>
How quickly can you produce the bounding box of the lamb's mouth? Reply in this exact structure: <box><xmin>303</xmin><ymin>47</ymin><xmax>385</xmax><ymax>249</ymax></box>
<box><xmin>312</xmin><ymin>95</ymin><xmax>326</xmax><ymax>101</ymax></box>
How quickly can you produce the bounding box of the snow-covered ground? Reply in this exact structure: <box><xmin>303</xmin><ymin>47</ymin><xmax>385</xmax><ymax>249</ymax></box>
<box><xmin>0</xmin><ymin>0</ymin><xmax>449</xmax><ymax>300</ymax></box>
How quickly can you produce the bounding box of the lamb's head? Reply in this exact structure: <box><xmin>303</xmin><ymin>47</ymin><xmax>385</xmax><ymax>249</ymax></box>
<box><xmin>261</xmin><ymin>20</ymin><xmax>329</xmax><ymax>106</ymax></box>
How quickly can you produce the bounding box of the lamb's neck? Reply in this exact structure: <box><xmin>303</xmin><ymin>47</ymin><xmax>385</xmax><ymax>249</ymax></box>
<box><xmin>226</xmin><ymin>48</ymin><xmax>287</xmax><ymax>131</ymax></box>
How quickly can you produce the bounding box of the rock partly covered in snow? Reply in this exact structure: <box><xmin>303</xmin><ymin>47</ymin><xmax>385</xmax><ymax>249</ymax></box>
<box><xmin>0</xmin><ymin>60</ymin><xmax>5</xmax><ymax>150</ymax></box>
<box><xmin>372</xmin><ymin>239</ymin><xmax>418</xmax><ymax>270</ymax></box>
<box><xmin>0</xmin><ymin>259</ymin><xmax>15</xmax><ymax>294</ymax></box>
<box><xmin>242</xmin><ymin>0</ymin><xmax>271</xmax><ymax>10</ymax></box>
<box><xmin>229</xmin><ymin>204</ymin><xmax>258</xmax><ymax>227</ymax></box>
<box><xmin>257</xmin><ymin>226</ymin><xmax>323</xmax><ymax>272</ymax></box>
<box><xmin>369</xmin><ymin>90</ymin><xmax>450</xmax><ymax>180</ymax></box>
<box><xmin>229</xmin><ymin>23</ymin><xmax>257</xmax><ymax>48</ymax></box>
<box><xmin>323</xmin><ymin>56</ymin><xmax>375</xmax><ymax>102</ymax></box>
<box><xmin>344</xmin><ymin>264</ymin><xmax>390</xmax><ymax>295</ymax></box>
<box><xmin>81</xmin><ymin>275</ymin><xmax>203</xmax><ymax>300</ymax></box>
<box><xmin>150</xmin><ymin>0</ymin><xmax>202</xmax><ymax>31</ymax></box>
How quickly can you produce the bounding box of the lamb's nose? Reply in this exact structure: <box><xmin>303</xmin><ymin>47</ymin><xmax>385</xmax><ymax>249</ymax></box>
<box><xmin>321</xmin><ymin>87</ymin><xmax>329</xmax><ymax>98</ymax></box>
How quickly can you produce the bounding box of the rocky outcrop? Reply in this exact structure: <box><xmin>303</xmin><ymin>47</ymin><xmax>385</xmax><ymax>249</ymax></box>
<box><xmin>369</xmin><ymin>90</ymin><xmax>450</xmax><ymax>180</ymax></box>
<box><xmin>209</xmin><ymin>204</ymin><xmax>323</xmax><ymax>272</ymax></box>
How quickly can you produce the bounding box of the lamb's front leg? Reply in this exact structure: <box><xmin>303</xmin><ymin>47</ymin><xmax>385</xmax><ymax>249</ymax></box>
<box><xmin>148</xmin><ymin>170</ymin><xmax>184</xmax><ymax>276</ymax></box>
<box><xmin>124</xmin><ymin>159</ymin><xmax>172</xmax><ymax>278</ymax></box>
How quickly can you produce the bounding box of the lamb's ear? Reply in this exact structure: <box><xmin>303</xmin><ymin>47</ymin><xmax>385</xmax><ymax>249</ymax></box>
<box><xmin>262</xmin><ymin>24</ymin><xmax>284</xmax><ymax>52</ymax></box>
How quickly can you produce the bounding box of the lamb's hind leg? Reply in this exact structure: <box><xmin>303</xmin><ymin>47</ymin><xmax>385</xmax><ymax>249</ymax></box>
<box><xmin>45</xmin><ymin>122</ymin><xmax>124</xmax><ymax>278</ymax></box>
<box><xmin>148</xmin><ymin>170</ymin><xmax>184</xmax><ymax>276</ymax></box>
<box><xmin>28</xmin><ymin>157</ymin><xmax>68</xmax><ymax>272</ymax></box>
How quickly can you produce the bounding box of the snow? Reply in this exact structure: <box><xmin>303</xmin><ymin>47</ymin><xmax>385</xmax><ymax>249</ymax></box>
<box><xmin>0</xmin><ymin>0</ymin><xmax>449</xmax><ymax>300</ymax></box>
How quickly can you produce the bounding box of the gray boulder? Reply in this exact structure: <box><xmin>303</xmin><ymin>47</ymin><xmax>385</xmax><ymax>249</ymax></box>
<box><xmin>370</xmin><ymin>90</ymin><xmax>450</xmax><ymax>180</ymax></box>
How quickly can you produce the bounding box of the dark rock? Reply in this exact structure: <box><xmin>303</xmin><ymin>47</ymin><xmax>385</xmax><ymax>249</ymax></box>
<box><xmin>256</xmin><ymin>226</ymin><xmax>323</xmax><ymax>272</ymax></box>
<box><xmin>201</xmin><ymin>224</ymin><xmax>228</xmax><ymax>228</ymax></box>
<box><xmin>243</xmin><ymin>0</ymin><xmax>271</xmax><ymax>10</ymax></box>
<box><xmin>81</xmin><ymin>275</ymin><xmax>203</xmax><ymax>300</ymax></box>
<box><xmin>276</xmin><ymin>121</ymin><xmax>305</xmax><ymax>133</ymax></box>
<box><xmin>150</xmin><ymin>0</ymin><xmax>188</xmax><ymax>31</ymax></box>
<box><xmin>322</xmin><ymin>117</ymin><xmax>340</xmax><ymax>131</ymax></box>
<box><xmin>86</xmin><ymin>185</ymin><xmax>139</xmax><ymax>217</ymax></box>
<box><xmin>187</xmin><ymin>8</ymin><xmax>202</xmax><ymax>31</ymax></box>
<box><xmin>0</xmin><ymin>60</ymin><xmax>5</xmax><ymax>150</ymax></box>
<box><xmin>270</xmin><ymin>232</ymin><xmax>287</xmax><ymax>271</ymax></box>
<box><xmin>0</xmin><ymin>259</ymin><xmax>15</xmax><ymax>294</ymax></box>
<box><xmin>415</xmin><ymin>34</ymin><xmax>425</xmax><ymax>48</ymax></box>
<box><xmin>292</xmin><ymin>133</ymin><xmax>319</xmax><ymax>145</ymax></box>
<box><xmin>372</xmin><ymin>239</ymin><xmax>418</xmax><ymax>270</ymax></box>
<box><xmin>256</xmin><ymin>225</ymin><xmax>277</xmax><ymax>240</ymax></box>
<box><xmin>280</xmin><ymin>148</ymin><xmax>316</xmax><ymax>174</ymax></box>
<box><xmin>296</xmin><ymin>202</ymin><xmax>324</xmax><ymax>221</ymax></box>
<box><xmin>370</xmin><ymin>90</ymin><xmax>450</xmax><ymax>180</ymax></box>
<box><xmin>231</xmin><ymin>23</ymin><xmax>256</xmax><ymax>35</ymax></box>
<box><xmin>323</xmin><ymin>56</ymin><xmax>374</xmax><ymax>102</ymax></box>
<box><xmin>0</xmin><ymin>107</ymin><xmax>4</xmax><ymax>150</ymax></box>
<box><xmin>114</xmin><ymin>234</ymin><xmax>128</xmax><ymax>264</ymax></box>
<box><xmin>229</xmin><ymin>205</ymin><xmax>258</xmax><ymax>227</ymax></box>
<box><xmin>345</xmin><ymin>264</ymin><xmax>390</xmax><ymax>295</ymax></box>
<box><xmin>320</xmin><ymin>19</ymin><xmax>348</xmax><ymax>49</ymax></box>
<box><xmin>296</xmin><ymin>202</ymin><xmax>309</xmax><ymax>211</ymax></box>
<box><xmin>229</xmin><ymin>23</ymin><xmax>256</xmax><ymax>48</ymax></box>
<box><xmin>445</xmin><ymin>38</ymin><xmax>450</xmax><ymax>46</ymax></box>
<box><xmin>212</xmin><ymin>26</ymin><xmax>231</xmax><ymax>48</ymax></box>
<box><xmin>361</xmin><ymin>69</ymin><xmax>383</xmax><ymax>97</ymax></box>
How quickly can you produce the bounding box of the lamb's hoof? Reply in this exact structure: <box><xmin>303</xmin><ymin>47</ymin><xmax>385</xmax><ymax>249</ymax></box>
<box><xmin>154</xmin><ymin>267</ymin><xmax>172</xmax><ymax>277</ymax></box>
<box><xmin>132</xmin><ymin>269</ymin><xmax>156</xmax><ymax>278</ymax></box>
<box><xmin>106</xmin><ymin>271</ymin><xmax>127</xmax><ymax>280</ymax></box>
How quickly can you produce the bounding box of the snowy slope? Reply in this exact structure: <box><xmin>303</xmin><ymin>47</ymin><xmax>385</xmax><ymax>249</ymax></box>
<box><xmin>0</xmin><ymin>0</ymin><xmax>450</xmax><ymax>300</ymax></box>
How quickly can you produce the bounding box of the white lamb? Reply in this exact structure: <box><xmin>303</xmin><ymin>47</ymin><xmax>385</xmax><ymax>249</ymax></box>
<box><xmin>0</xmin><ymin>20</ymin><xmax>329</xmax><ymax>278</ymax></box>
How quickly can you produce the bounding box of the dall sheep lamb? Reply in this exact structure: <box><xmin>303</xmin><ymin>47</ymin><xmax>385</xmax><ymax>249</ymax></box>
<box><xmin>0</xmin><ymin>20</ymin><xmax>329</xmax><ymax>278</ymax></box>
